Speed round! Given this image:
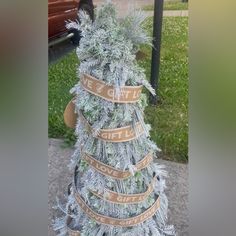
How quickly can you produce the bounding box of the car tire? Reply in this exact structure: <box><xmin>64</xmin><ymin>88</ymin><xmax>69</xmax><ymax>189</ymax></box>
<box><xmin>69</xmin><ymin>28</ymin><xmax>81</xmax><ymax>45</ymax></box>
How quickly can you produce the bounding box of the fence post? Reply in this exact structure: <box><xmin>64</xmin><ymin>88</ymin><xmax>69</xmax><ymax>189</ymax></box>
<box><xmin>149</xmin><ymin>0</ymin><xmax>164</xmax><ymax>105</ymax></box>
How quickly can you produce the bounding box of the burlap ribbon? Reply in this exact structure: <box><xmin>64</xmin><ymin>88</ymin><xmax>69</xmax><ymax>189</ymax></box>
<box><xmin>73</xmin><ymin>185</ymin><xmax>160</xmax><ymax>227</ymax></box>
<box><xmin>89</xmin><ymin>176</ymin><xmax>157</xmax><ymax>204</ymax></box>
<box><xmin>97</xmin><ymin>122</ymin><xmax>144</xmax><ymax>142</ymax></box>
<box><xmin>64</xmin><ymin>101</ymin><xmax>144</xmax><ymax>142</ymax></box>
<box><xmin>74</xmin><ymin>163</ymin><xmax>159</xmax><ymax>209</ymax></box>
<box><xmin>64</xmin><ymin>100</ymin><xmax>145</xmax><ymax>142</ymax></box>
<box><xmin>81</xmin><ymin>74</ymin><xmax>143</xmax><ymax>103</ymax></box>
<box><xmin>82</xmin><ymin>152</ymin><xmax>153</xmax><ymax>179</ymax></box>
<box><xmin>77</xmin><ymin>109</ymin><xmax>144</xmax><ymax>142</ymax></box>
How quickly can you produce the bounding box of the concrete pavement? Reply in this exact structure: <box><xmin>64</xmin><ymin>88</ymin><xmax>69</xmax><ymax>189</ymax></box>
<box><xmin>48</xmin><ymin>138</ymin><xmax>188</xmax><ymax>235</ymax></box>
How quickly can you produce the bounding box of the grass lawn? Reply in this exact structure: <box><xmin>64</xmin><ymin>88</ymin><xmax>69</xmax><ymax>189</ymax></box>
<box><xmin>140</xmin><ymin>17</ymin><xmax>188</xmax><ymax>163</ymax></box>
<box><xmin>143</xmin><ymin>1</ymin><xmax>188</xmax><ymax>11</ymax></box>
<box><xmin>48</xmin><ymin>52</ymin><xmax>78</xmax><ymax>145</ymax></box>
<box><xmin>48</xmin><ymin>17</ymin><xmax>188</xmax><ymax>162</ymax></box>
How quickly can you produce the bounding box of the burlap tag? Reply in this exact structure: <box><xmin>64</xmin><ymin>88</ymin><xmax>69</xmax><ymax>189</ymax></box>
<box><xmin>64</xmin><ymin>99</ymin><xmax>77</xmax><ymax>129</ymax></box>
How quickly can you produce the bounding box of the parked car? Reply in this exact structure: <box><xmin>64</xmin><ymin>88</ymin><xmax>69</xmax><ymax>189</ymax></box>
<box><xmin>48</xmin><ymin>0</ymin><xmax>94</xmax><ymax>46</ymax></box>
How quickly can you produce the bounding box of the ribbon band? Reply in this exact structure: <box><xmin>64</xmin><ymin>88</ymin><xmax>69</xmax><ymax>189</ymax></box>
<box><xmin>81</xmin><ymin>74</ymin><xmax>143</xmax><ymax>103</ymax></box>
<box><xmin>74</xmin><ymin>164</ymin><xmax>158</xmax><ymax>204</ymax></box>
<box><xmin>73</xmin><ymin>178</ymin><xmax>160</xmax><ymax>228</ymax></box>
<box><xmin>64</xmin><ymin>100</ymin><xmax>145</xmax><ymax>142</ymax></box>
<box><xmin>82</xmin><ymin>152</ymin><xmax>153</xmax><ymax>179</ymax></box>
<box><xmin>78</xmin><ymin>110</ymin><xmax>144</xmax><ymax>142</ymax></box>
<box><xmin>73</xmin><ymin>189</ymin><xmax>160</xmax><ymax>227</ymax></box>
<box><xmin>89</xmin><ymin>176</ymin><xmax>157</xmax><ymax>204</ymax></box>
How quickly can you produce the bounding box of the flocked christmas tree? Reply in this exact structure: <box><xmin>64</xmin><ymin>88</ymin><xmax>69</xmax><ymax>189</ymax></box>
<box><xmin>53</xmin><ymin>2</ymin><xmax>176</xmax><ymax>236</ymax></box>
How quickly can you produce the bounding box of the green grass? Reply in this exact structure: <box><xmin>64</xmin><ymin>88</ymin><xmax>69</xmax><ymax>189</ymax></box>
<box><xmin>140</xmin><ymin>17</ymin><xmax>188</xmax><ymax>162</ymax></box>
<box><xmin>143</xmin><ymin>1</ymin><xmax>188</xmax><ymax>11</ymax></box>
<box><xmin>48</xmin><ymin>17</ymin><xmax>188</xmax><ymax>162</ymax></box>
<box><xmin>48</xmin><ymin>52</ymin><xmax>78</xmax><ymax>145</ymax></box>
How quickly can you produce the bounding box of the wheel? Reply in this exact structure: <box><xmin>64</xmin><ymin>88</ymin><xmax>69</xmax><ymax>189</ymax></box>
<box><xmin>69</xmin><ymin>28</ymin><xmax>81</xmax><ymax>45</ymax></box>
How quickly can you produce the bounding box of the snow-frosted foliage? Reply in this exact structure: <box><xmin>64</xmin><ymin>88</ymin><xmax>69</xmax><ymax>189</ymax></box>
<box><xmin>54</xmin><ymin>1</ymin><xmax>175</xmax><ymax>236</ymax></box>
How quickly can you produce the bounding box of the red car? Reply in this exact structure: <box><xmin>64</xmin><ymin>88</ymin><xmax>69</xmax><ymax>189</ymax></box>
<box><xmin>48</xmin><ymin>0</ymin><xmax>94</xmax><ymax>46</ymax></box>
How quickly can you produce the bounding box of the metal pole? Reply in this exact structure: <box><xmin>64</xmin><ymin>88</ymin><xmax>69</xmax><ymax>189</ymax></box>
<box><xmin>149</xmin><ymin>0</ymin><xmax>164</xmax><ymax>105</ymax></box>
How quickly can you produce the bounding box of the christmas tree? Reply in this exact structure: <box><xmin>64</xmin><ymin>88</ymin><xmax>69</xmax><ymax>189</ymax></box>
<box><xmin>53</xmin><ymin>2</ymin><xmax>175</xmax><ymax>236</ymax></box>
